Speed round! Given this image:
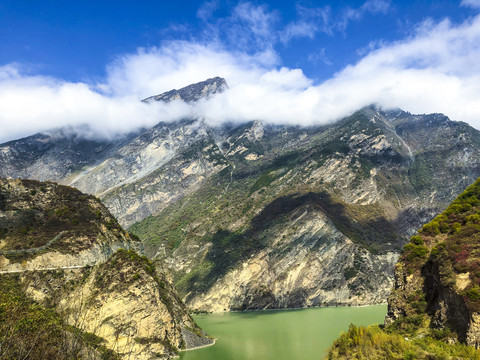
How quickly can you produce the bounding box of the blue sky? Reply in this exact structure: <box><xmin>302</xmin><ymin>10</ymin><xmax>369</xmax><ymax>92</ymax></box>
<box><xmin>1</xmin><ymin>0</ymin><xmax>480</xmax><ymax>142</ymax></box>
<box><xmin>1</xmin><ymin>0</ymin><xmax>477</xmax><ymax>82</ymax></box>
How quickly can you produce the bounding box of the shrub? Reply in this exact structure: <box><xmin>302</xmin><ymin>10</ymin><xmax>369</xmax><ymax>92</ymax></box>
<box><xmin>451</xmin><ymin>222</ymin><xmax>462</xmax><ymax>233</ymax></box>
<box><xmin>406</xmin><ymin>245</ymin><xmax>428</xmax><ymax>261</ymax></box>
<box><xmin>421</xmin><ymin>221</ymin><xmax>440</xmax><ymax>235</ymax></box>
<box><xmin>410</xmin><ymin>235</ymin><xmax>424</xmax><ymax>245</ymax></box>
<box><xmin>466</xmin><ymin>285</ymin><xmax>480</xmax><ymax>302</ymax></box>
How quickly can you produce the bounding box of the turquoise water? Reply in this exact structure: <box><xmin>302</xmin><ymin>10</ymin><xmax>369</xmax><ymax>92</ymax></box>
<box><xmin>180</xmin><ymin>304</ymin><xmax>387</xmax><ymax>360</ymax></box>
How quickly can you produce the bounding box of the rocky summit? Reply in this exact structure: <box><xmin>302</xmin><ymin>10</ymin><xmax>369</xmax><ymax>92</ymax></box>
<box><xmin>2</xmin><ymin>78</ymin><xmax>480</xmax><ymax>313</ymax></box>
<box><xmin>0</xmin><ymin>178</ymin><xmax>212</xmax><ymax>359</ymax></box>
<box><xmin>142</xmin><ymin>76</ymin><xmax>227</xmax><ymax>103</ymax></box>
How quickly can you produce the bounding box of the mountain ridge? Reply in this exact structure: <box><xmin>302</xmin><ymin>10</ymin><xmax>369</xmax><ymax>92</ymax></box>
<box><xmin>2</xmin><ymin>78</ymin><xmax>480</xmax><ymax>311</ymax></box>
<box><xmin>142</xmin><ymin>76</ymin><xmax>228</xmax><ymax>103</ymax></box>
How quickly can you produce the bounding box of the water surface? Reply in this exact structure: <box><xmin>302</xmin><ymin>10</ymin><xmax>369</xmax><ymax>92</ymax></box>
<box><xmin>181</xmin><ymin>304</ymin><xmax>386</xmax><ymax>360</ymax></box>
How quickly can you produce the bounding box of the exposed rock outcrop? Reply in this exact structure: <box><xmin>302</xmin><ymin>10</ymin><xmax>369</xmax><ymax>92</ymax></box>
<box><xmin>142</xmin><ymin>77</ymin><xmax>227</xmax><ymax>103</ymax></box>
<box><xmin>386</xmin><ymin>178</ymin><xmax>480</xmax><ymax>347</ymax></box>
<box><xmin>0</xmin><ymin>178</ymin><xmax>212</xmax><ymax>359</ymax></box>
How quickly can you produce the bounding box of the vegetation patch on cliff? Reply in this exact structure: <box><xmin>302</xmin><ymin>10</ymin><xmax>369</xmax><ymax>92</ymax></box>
<box><xmin>401</xmin><ymin>178</ymin><xmax>480</xmax><ymax>313</ymax></box>
<box><xmin>0</xmin><ymin>178</ymin><xmax>127</xmax><ymax>262</ymax></box>
<box><xmin>0</xmin><ymin>275</ymin><xmax>118</xmax><ymax>360</ymax></box>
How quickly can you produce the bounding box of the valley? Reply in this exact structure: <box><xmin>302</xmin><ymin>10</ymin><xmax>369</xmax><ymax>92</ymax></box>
<box><xmin>3</xmin><ymin>78</ymin><xmax>480</xmax><ymax>359</ymax></box>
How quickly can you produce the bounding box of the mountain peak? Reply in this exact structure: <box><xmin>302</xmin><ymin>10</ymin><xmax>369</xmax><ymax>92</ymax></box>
<box><xmin>142</xmin><ymin>76</ymin><xmax>228</xmax><ymax>104</ymax></box>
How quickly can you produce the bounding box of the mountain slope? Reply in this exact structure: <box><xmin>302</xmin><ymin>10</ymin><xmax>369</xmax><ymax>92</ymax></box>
<box><xmin>0</xmin><ymin>78</ymin><xmax>228</xmax><ymax>227</ymax></box>
<box><xmin>130</xmin><ymin>107</ymin><xmax>480</xmax><ymax>311</ymax></box>
<box><xmin>0</xmin><ymin>178</ymin><xmax>212</xmax><ymax>359</ymax></box>
<box><xmin>2</xmin><ymin>79</ymin><xmax>480</xmax><ymax>311</ymax></box>
<box><xmin>327</xmin><ymin>177</ymin><xmax>480</xmax><ymax>359</ymax></box>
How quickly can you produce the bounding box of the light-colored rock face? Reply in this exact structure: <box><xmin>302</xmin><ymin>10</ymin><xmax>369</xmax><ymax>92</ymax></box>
<box><xmin>171</xmin><ymin>207</ymin><xmax>398</xmax><ymax>312</ymax></box>
<box><xmin>0</xmin><ymin>239</ymin><xmax>136</xmax><ymax>272</ymax></box>
<box><xmin>65</xmin><ymin>119</ymin><xmax>227</xmax><ymax>226</ymax></box>
<box><xmin>0</xmin><ymin>179</ymin><xmax>212</xmax><ymax>359</ymax></box>
<box><xmin>55</xmin><ymin>259</ymin><xmax>200</xmax><ymax>359</ymax></box>
<box><xmin>17</xmin><ymin>252</ymin><xmax>213</xmax><ymax>360</ymax></box>
<box><xmin>467</xmin><ymin>313</ymin><xmax>480</xmax><ymax>348</ymax></box>
<box><xmin>69</xmin><ymin>121</ymin><xmax>202</xmax><ymax>196</ymax></box>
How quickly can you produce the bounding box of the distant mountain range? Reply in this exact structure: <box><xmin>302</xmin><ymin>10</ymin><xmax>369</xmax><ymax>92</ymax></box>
<box><xmin>2</xmin><ymin>77</ymin><xmax>480</xmax><ymax>311</ymax></box>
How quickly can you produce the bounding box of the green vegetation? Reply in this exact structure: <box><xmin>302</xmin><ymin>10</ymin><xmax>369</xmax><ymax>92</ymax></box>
<box><xmin>95</xmin><ymin>249</ymin><xmax>159</xmax><ymax>289</ymax></box>
<box><xmin>327</xmin><ymin>324</ymin><xmax>480</xmax><ymax>360</ymax></box>
<box><xmin>401</xmin><ymin>178</ymin><xmax>480</xmax><ymax>311</ymax></box>
<box><xmin>408</xmin><ymin>155</ymin><xmax>434</xmax><ymax>192</ymax></box>
<box><xmin>0</xmin><ymin>276</ymin><xmax>119</xmax><ymax>360</ymax></box>
<box><xmin>0</xmin><ymin>179</ymin><xmax>128</xmax><ymax>262</ymax></box>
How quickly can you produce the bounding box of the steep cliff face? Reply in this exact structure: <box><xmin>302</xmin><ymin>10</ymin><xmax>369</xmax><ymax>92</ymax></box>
<box><xmin>21</xmin><ymin>250</ymin><xmax>211</xmax><ymax>359</ymax></box>
<box><xmin>326</xmin><ymin>179</ymin><xmax>480</xmax><ymax>359</ymax></box>
<box><xmin>169</xmin><ymin>201</ymin><xmax>397</xmax><ymax>312</ymax></box>
<box><xmin>96</xmin><ymin>119</ymin><xmax>228</xmax><ymax>226</ymax></box>
<box><xmin>385</xmin><ymin>178</ymin><xmax>480</xmax><ymax>346</ymax></box>
<box><xmin>0</xmin><ymin>178</ymin><xmax>212</xmax><ymax>359</ymax></box>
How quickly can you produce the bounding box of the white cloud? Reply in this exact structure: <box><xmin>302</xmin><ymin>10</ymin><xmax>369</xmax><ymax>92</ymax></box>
<box><xmin>2</xmin><ymin>11</ymin><xmax>480</xmax><ymax>143</ymax></box>
<box><xmin>281</xmin><ymin>5</ymin><xmax>332</xmax><ymax>43</ymax></box>
<box><xmin>197</xmin><ymin>0</ymin><xmax>219</xmax><ymax>21</ymax></box>
<box><xmin>361</xmin><ymin>0</ymin><xmax>391</xmax><ymax>14</ymax></box>
<box><xmin>0</xmin><ymin>64</ymin><xmax>196</xmax><ymax>143</ymax></box>
<box><xmin>461</xmin><ymin>0</ymin><xmax>480</xmax><ymax>9</ymax></box>
<box><xmin>308</xmin><ymin>49</ymin><xmax>333</xmax><ymax>66</ymax></box>
<box><xmin>281</xmin><ymin>0</ymin><xmax>391</xmax><ymax>43</ymax></box>
<box><xmin>337</xmin><ymin>0</ymin><xmax>391</xmax><ymax>32</ymax></box>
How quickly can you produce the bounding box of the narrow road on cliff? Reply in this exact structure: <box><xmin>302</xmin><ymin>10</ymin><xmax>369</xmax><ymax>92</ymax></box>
<box><xmin>0</xmin><ymin>265</ymin><xmax>85</xmax><ymax>274</ymax></box>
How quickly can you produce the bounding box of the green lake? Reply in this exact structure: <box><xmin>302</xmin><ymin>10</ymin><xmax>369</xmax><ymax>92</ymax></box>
<box><xmin>180</xmin><ymin>304</ymin><xmax>387</xmax><ymax>360</ymax></box>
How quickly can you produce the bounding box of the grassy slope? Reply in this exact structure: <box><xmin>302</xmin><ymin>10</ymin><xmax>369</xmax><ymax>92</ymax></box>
<box><xmin>327</xmin><ymin>324</ymin><xmax>480</xmax><ymax>360</ymax></box>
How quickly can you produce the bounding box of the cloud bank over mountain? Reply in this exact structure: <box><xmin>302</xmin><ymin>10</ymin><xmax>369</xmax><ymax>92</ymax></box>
<box><xmin>1</xmin><ymin>3</ymin><xmax>480</xmax><ymax>143</ymax></box>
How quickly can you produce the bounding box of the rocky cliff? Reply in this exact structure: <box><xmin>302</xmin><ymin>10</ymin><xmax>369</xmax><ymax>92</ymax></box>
<box><xmin>386</xmin><ymin>177</ymin><xmax>480</xmax><ymax>345</ymax></box>
<box><xmin>327</xmin><ymin>178</ymin><xmax>480</xmax><ymax>359</ymax></box>
<box><xmin>2</xmin><ymin>78</ymin><xmax>480</xmax><ymax>312</ymax></box>
<box><xmin>142</xmin><ymin>76</ymin><xmax>227</xmax><ymax>103</ymax></box>
<box><xmin>0</xmin><ymin>178</ymin><xmax>212</xmax><ymax>359</ymax></box>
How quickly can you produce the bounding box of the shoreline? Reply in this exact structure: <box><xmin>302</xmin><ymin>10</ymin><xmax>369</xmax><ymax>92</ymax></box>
<box><xmin>180</xmin><ymin>338</ymin><xmax>217</xmax><ymax>352</ymax></box>
<box><xmin>191</xmin><ymin>302</ymin><xmax>388</xmax><ymax>315</ymax></box>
